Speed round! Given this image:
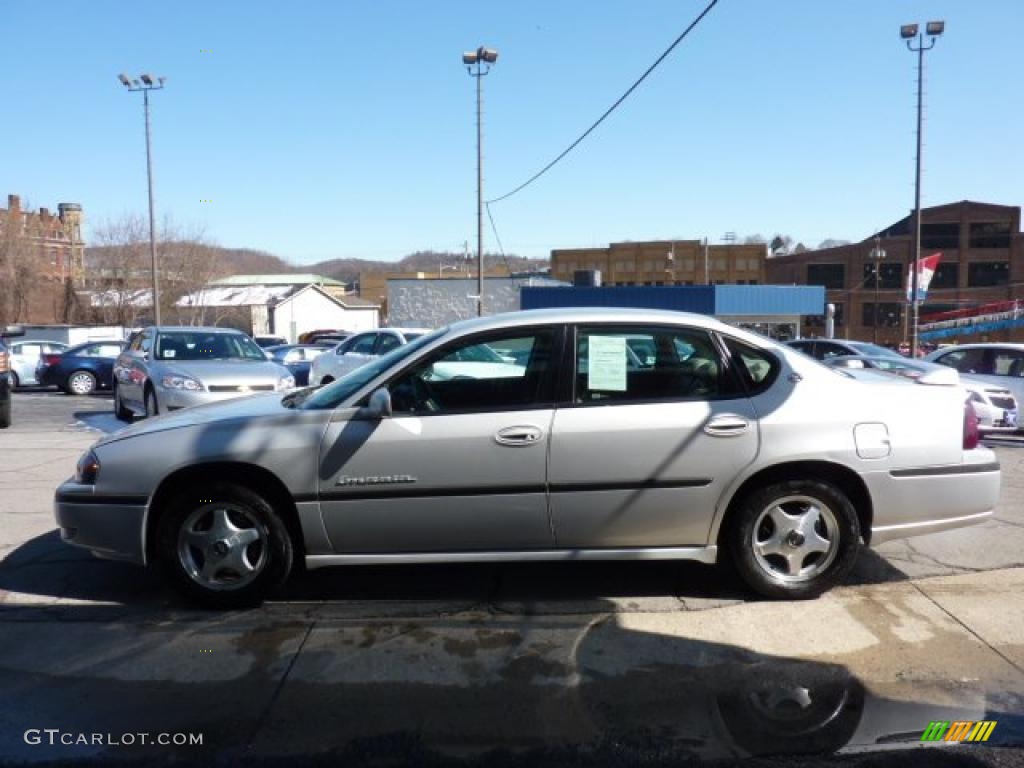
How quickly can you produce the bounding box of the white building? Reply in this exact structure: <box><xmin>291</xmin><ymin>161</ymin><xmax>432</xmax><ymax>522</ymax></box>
<box><xmin>176</xmin><ymin>274</ymin><xmax>379</xmax><ymax>342</ymax></box>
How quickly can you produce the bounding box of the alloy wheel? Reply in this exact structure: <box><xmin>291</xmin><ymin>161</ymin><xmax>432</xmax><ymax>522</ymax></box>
<box><xmin>750</xmin><ymin>495</ymin><xmax>840</xmax><ymax>583</ymax></box>
<box><xmin>176</xmin><ymin>504</ymin><xmax>268</xmax><ymax>591</ymax></box>
<box><xmin>68</xmin><ymin>372</ymin><xmax>96</xmax><ymax>395</ymax></box>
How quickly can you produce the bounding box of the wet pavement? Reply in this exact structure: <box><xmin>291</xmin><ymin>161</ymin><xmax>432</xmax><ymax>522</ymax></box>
<box><xmin>1</xmin><ymin>391</ymin><xmax>1023</xmax><ymax>765</ymax></box>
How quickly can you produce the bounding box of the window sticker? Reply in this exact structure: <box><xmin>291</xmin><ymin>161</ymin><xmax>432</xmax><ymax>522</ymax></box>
<box><xmin>164</xmin><ymin>349</ymin><xmax>176</xmax><ymax>358</ymax></box>
<box><xmin>588</xmin><ymin>336</ymin><xmax>628</xmax><ymax>391</ymax></box>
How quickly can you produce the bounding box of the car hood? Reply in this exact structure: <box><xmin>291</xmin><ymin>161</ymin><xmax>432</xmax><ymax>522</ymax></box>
<box><xmin>153</xmin><ymin>359</ymin><xmax>289</xmax><ymax>384</ymax></box>
<box><xmin>94</xmin><ymin>391</ymin><xmax>292</xmax><ymax>446</ymax></box>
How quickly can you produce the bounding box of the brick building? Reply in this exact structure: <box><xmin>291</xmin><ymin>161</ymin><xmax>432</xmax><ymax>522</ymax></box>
<box><xmin>765</xmin><ymin>201</ymin><xmax>1024</xmax><ymax>343</ymax></box>
<box><xmin>550</xmin><ymin>239</ymin><xmax>767</xmax><ymax>287</ymax></box>
<box><xmin>0</xmin><ymin>194</ymin><xmax>86</xmax><ymax>322</ymax></box>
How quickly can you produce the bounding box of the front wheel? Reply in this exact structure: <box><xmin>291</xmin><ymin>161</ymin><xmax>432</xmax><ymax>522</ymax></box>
<box><xmin>156</xmin><ymin>483</ymin><xmax>294</xmax><ymax>608</ymax></box>
<box><xmin>728</xmin><ymin>480</ymin><xmax>860</xmax><ymax>600</ymax></box>
<box><xmin>144</xmin><ymin>387</ymin><xmax>159</xmax><ymax>418</ymax></box>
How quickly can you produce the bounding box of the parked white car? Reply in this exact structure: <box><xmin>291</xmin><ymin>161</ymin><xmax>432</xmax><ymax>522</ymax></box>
<box><xmin>309</xmin><ymin>328</ymin><xmax>429</xmax><ymax>386</ymax></box>
<box><xmin>924</xmin><ymin>343</ymin><xmax>1024</xmax><ymax>423</ymax></box>
<box><xmin>5</xmin><ymin>339</ymin><xmax>69</xmax><ymax>387</ymax></box>
<box><xmin>961</xmin><ymin>379</ymin><xmax>1018</xmax><ymax>433</ymax></box>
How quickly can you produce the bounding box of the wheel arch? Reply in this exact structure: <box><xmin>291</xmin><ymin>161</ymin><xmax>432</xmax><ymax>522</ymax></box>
<box><xmin>145</xmin><ymin>461</ymin><xmax>305</xmax><ymax>566</ymax></box>
<box><xmin>714</xmin><ymin>460</ymin><xmax>874</xmax><ymax>548</ymax></box>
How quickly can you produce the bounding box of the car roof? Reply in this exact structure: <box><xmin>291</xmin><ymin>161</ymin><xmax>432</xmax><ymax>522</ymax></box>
<box><xmin>445</xmin><ymin>307</ymin><xmax>735</xmax><ymax>335</ymax></box>
<box><xmin>148</xmin><ymin>326</ymin><xmax>246</xmax><ymax>334</ymax></box>
<box><xmin>928</xmin><ymin>342</ymin><xmax>1024</xmax><ymax>351</ymax></box>
<box><xmin>67</xmin><ymin>339</ymin><xmax>125</xmax><ymax>351</ymax></box>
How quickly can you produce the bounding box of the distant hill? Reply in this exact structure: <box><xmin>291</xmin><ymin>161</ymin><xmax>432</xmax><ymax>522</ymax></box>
<box><xmin>85</xmin><ymin>245</ymin><xmax>549</xmax><ymax>287</ymax></box>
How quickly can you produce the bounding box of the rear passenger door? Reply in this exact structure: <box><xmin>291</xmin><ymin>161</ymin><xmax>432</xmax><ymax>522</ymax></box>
<box><xmin>548</xmin><ymin>325</ymin><xmax>760</xmax><ymax>549</ymax></box>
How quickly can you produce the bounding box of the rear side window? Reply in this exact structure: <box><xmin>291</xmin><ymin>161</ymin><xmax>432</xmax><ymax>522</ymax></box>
<box><xmin>936</xmin><ymin>349</ymin><xmax>990</xmax><ymax>374</ymax></box>
<box><xmin>375</xmin><ymin>334</ymin><xmax>401</xmax><ymax>355</ymax></box>
<box><xmin>723</xmin><ymin>337</ymin><xmax>779</xmax><ymax>393</ymax></box>
<box><xmin>574</xmin><ymin>326</ymin><xmax>738</xmax><ymax>404</ymax></box>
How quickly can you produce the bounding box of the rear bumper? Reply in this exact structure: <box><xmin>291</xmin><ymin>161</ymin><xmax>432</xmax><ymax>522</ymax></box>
<box><xmin>54</xmin><ymin>480</ymin><xmax>148</xmax><ymax>564</ymax></box>
<box><xmin>863</xmin><ymin>453</ymin><xmax>1000</xmax><ymax>545</ymax></box>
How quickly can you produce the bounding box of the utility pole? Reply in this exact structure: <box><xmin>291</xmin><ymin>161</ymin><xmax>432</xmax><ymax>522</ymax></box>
<box><xmin>901</xmin><ymin>21</ymin><xmax>944</xmax><ymax>356</ymax></box>
<box><xmin>869</xmin><ymin>236</ymin><xmax>887</xmax><ymax>344</ymax></box>
<box><xmin>462</xmin><ymin>47</ymin><xmax>498</xmax><ymax>316</ymax></box>
<box><xmin>119</xmin><ymin>73</ymin><xmax>166</xmax><ymax>325</ymax></box>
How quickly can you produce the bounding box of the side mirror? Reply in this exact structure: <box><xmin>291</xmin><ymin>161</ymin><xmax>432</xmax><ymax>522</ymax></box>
<box><xmin>359</xmin><ymin>387</ymin><xmax>392</xmax><ymax>420</ymax></box>
<box><xmin>2</xmin><ymin>324</ymin><xmax>25</xmax><ymax>338</ymax></box>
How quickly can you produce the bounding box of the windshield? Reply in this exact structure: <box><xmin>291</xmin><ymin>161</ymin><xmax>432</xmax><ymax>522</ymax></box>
<box><xmin>847</xmin><ymin>341</ymin><xmax>903</xmax><ymax>359</ymax></box>
<box><xmin>154</xmin><ymin>332</ymin><xmax>266</xmax><ymax>361</ymax></box>
<box><xmin>298</xmin><ymin>328</ymin><xmax>446</xmax><ymax>410</ymax></box>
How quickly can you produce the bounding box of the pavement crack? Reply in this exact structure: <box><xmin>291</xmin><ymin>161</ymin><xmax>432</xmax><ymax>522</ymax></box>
<box><xmin>245</xmin><ymin>618</ymin><xmax>316</xmax><ymax>750</ymax></box>
<box><xmin>911</xmin><ymin>582</ymin><xmax>1024</xmax><ymax>677</ymax></box>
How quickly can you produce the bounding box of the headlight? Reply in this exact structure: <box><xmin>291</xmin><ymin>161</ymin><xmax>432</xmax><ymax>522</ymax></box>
<box><xmin>75</xmin><ymin>450</ymin><xmax>100</xmax><ymax>485</ymax></box>
<box><xmin>161</xmin><ymin>374</ymin><xmax>204</xmax><ymax>391</ymax></box>
<box><xmin>277</xmin><ymin>374</ymin><xmax>296</xmax><ymax>391</ymax></box>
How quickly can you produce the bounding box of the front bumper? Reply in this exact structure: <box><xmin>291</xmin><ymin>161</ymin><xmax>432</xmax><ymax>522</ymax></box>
<box><xmin>54</xmin><ymin>480</ymin><xmax>148</xmax><ymax>564</ymax></box>
<box><xmin>157</xmin><ymin>386</ymin><xmax>276</xmax><ymax>411</ymax></box>
<box><xmin>862</xmin><ymin>450</ymin><xmax>1001</xmax><ymax>545</ymax></box>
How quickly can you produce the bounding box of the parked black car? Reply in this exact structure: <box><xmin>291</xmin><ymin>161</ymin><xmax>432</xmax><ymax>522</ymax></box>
<box><xmin>38</xmin><ymin>340</ymin><xmax>128</xmax><ymax>395</ymax></box>
<box><xmin>0</xmin><ymin>325</ymin><xmax>26</xmax><ymax>428</ymax></box>
<box><xmin>263</xmin><ymin>343</ymin><xmax>330</xmax><ymax>386</ymax></box>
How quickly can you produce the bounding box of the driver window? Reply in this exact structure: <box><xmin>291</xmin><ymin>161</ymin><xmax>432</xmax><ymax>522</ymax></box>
<box><xmin>389</xmin><ymin>330</ymin><xmax>555</xmax><ymax>415</ymax></box>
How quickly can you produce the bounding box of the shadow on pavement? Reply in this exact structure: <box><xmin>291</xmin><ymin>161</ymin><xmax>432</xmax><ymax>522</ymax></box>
<box><xmin>0</xmin><ymin>595</ymin><xmax>1020</xmax><ymax>766</ymax></box>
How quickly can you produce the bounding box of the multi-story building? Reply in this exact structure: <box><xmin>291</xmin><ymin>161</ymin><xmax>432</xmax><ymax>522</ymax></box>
<box><xmin>765</xmin><ymin>201</ymin><xmax>1024</xmax><ymax>343</ymax></box>
<box><xmin>0</xmin><ymin>194</ymin><xmax>85</xmax><ymax>281</ymax></box>
<box><xmin>550</xmin><ymin>239</ymin><xmax>766</xmax><ymax>287</ymax></box>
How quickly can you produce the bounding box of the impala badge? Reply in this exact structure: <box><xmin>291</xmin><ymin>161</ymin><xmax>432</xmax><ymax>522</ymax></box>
<box><xmin>336</xmin><ymin>475</ymin><xmax>417</xmax><ymax>487</ymax></box>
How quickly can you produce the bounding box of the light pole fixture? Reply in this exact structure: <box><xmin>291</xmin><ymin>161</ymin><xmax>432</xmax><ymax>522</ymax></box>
<box><xmin>901</xmin><ymin>21</ymin><xmax>943</xmax><ymax>356</ymax></box>
<box><xmin>869</xmin><ymin>236</ymin><xmax>887</xmax><ymax>344</ymax></box>
<box><xmin>118</xmin><ymin>72</ymin><xmax>166</xmax><ymax>325</ymax></box>
<box><xmin>462</xmin><ymin>46</ymin><xmax>498</xmax><ymax>317</ymax></box>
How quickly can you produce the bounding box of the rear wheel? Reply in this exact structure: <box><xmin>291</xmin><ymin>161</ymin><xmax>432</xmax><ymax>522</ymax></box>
<box><xmin>728</xmin><ymin>480</ymin><xmax>860</xmax><ymax>600</ymax></box>
<box><xmin>113</xmin><ymin>385</ymin><xmax>134</xmax><ymax>422</ymax></box>
<box><xmin>0</xmin><ymin>398</ymin><xmax>10</xmax><ymax>429</ymax></box>
<box><xmin>156</xmin><ymin>483</ymin><xmax>294</xmax><ymax>608</ymax></box>
<box><xmin>8</xmin><ymin>371</ymin><xmax>19</xmax><ymax>389</ymax></box>
<box><xmin>67</xmin><ymin>370</ymin><xmax>97</xmax><ymax>395</ymax></box>
<box><xmin>320</xmin><ymin>375</ymin><xmax>334</xmax><ymax>386</ymax></box>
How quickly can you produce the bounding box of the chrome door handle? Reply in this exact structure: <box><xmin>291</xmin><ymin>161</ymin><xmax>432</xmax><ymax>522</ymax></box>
<box><xmin>704</xmin><ymin>415</ymin><xmax>750</xmax><ymax>437</ymax></box>
<box><xmin>495</xmin><ymin>425</ymin><xmax>544</xmax><ymax>446</ymax></box>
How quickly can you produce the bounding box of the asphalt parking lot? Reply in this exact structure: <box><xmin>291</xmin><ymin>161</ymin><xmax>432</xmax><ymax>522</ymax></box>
<box><xmin>1</xmin><ymin>389</ymin><xmax>1023</xmax><ymax>766</ymax></box>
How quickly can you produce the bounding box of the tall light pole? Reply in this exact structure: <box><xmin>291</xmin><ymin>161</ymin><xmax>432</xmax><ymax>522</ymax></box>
<box><xmin>118</xmin><ymin>72</ymin><xmax>166</xmax><ymax>325</ymax></box>
<box><xmin>462</xmin><ymin>46</ymin><xmax>498</xmax><ymax>317</ymax></box>
<box><xmin>869</xmin><ymin>236</ymin><xmax>887</xmax><ymax>344</ymax></box>
<box><xmin>901</xmin><ymin>21</ymin><xmax>943</xmax><ymax>356</ymax></box>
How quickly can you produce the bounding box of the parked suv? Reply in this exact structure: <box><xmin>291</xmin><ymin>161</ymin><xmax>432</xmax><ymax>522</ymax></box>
<box><xmin>0</xmin><ymin>325</ymin><xmax>25</xmax><ymax>428</ymax></box>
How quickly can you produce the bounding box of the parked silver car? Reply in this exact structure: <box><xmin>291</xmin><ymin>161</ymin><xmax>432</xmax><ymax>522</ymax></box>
<box><xmin>112</xmin><ymin>326</ymin><xmax>295</xmax><ymax>420</ymax></box>
<box><xmin>924</xmin><ymin>343</ymin><xmax>1024</xmax><ymax>423</ymax></box>
<box><xmin>57</xmin><ymin>308</ymin><xmax>999</xmax><ymax>608</ymax></box>
<box><xmin>6</xmin><ymin>339</ymin><xmax>69</xmax><ymax>387</ymax></box>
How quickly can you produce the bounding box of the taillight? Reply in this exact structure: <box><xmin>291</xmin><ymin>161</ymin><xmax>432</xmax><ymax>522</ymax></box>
<box><xmin>42</xmin><ymin>353</ymin><xmax>62</xmax><ymax>367</ymax></box>
<box><xmin>963</xmin><ymin>401</ymin><xmax>980</xmax><ymax>450</ymax></box>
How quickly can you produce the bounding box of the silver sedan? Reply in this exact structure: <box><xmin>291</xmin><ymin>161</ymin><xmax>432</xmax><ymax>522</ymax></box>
<box><xmin>112</xmin><ymin>326</ymin><xmax>294</xmax><ymax>420</ymax></box>
<box><xmin>57</xmin><ymin>308</ymin><xmax>999</xmax><ymax>608</ymax></box>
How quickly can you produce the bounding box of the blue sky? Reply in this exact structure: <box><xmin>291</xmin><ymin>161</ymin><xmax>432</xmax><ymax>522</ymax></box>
<box><xmin>2</xmin><ymin>1</ymin><xmax>1021</xmax><ymax>263</ymax></box>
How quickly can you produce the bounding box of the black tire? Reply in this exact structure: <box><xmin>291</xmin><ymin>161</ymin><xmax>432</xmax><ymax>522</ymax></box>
<box><xmin>156</xmin><ymin>483</ymin><xmax>294</xmax><ymax>609</ymax></box>
<box><xmin>8</xmin><ymin>371</ymin><xmax>19</xmax><ymax>389</ymax></box>
<box><xmin>728</xmin><ymin>479</ymin><xmax>860</xmax><ymax>600</ymax></box>
<box><xmin>113</xmin><ymin>385</ymin><xmax>134</xmax><ymax>422</ymax></box>
<box><xmin>66</xmin><ymin>370</ymin><xmax>97</xmax><ymax>396</ymax></box>
<box><xmin>0</xmin><ymin>398</ymin><xmax>10</xmax><ymax>429</ymax></box>
<box><xmin>144</xmin><ymin>387</ymin><xmax>159</xmax><ymax>418</ymax></box>
<box><xmin>320</xmin><ymin>376</ymin><xmax>334</xmax><ymax>386</ymax></box>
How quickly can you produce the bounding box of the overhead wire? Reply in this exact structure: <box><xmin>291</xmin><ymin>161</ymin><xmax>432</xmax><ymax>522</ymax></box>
<box><xmin>486</xmin><ymin>0</ymin><xmax>721</xmax><ymax>206</ymax></box>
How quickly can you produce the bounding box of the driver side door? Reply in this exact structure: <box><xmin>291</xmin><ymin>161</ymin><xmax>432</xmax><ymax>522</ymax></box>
<box><xmin>317</xmin><ymin>326</ymin><xmax>561</xmax><ymax>554</ymax></box>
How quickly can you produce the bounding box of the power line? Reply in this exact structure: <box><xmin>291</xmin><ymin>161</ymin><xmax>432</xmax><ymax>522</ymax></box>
<box><xmin>484</xmin><ymin>202</ymin><xmax>516</xmax><ymax>280</ymax></box>
<box><xmin>487</xmin><ymin>0</ymin><xmax>721</xmax><ymax>205</ymax></box>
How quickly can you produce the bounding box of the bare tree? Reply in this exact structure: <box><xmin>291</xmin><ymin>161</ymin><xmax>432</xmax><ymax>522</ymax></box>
<box><xmin>86</xmin><ymin>214</ymin><xmax>223</xmax><ymax>327</ymax></box>
<box><xmin>742</xmin><ymin>234</ymin><xmax>767</xmax><ymax>245</ymax></box>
